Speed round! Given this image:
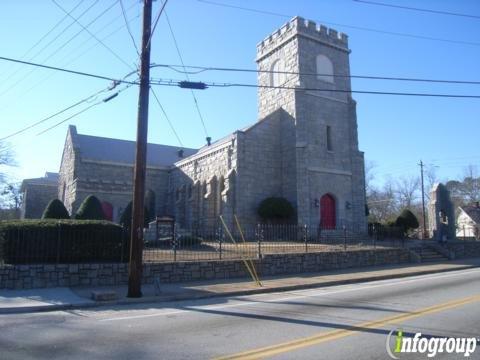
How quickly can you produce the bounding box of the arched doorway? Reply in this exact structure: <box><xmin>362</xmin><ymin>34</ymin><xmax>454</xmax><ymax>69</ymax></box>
<box><xmin>320</xmin><ymin>194</ymin><xmax>336</xmax><ymax>229</ymax></box>
<box><xmin>101</xmin><ymin>201</ymin><xmax>113</xmax><ymax>221</ymax></box>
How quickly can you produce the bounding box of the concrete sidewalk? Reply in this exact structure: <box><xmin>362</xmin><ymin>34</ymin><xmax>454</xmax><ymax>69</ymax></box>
<box><xmin>1</xmin><ymin>258</ymin><xmax>480</xmax><ymax>314</ymax></box>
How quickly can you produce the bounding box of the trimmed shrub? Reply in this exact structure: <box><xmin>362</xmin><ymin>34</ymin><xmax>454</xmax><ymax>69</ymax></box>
<box><xmin>176</xmin><ymin>235</ymin><xmax>202</xmax><ymax>247</ymax></box>
<box><xmin>75</xmin><ymin>195</ymin><xmax>105</xmax><ymax>220</ymax></box>
<box><xmin>395</xmin><ymin>209</ymin><xmax>419</xmax><ymax>233</ymax></box>
<box><xmin>119</xmin><ymin>201</ymin><xmax>150</xmax><ymax>229</ymax></box>
<box><xmin>257</xmin><ymin>197</ymin><xmax>295</xmax><ymax>222</ymax></box>
<box><xmin>42</xmin><ymin>199</ymin><xmax>70</xmax><ymax>219</ymax></box>
<box><xmin>0</xmin><ymin>219</ymin><xmax>129</xmax><ymax>264</ymax></box>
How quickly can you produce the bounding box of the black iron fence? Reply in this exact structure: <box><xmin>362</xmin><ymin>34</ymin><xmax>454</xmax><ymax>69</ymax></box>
<box><xmin>0</xmin><ymin>221</ymin><xmax>129</xmax><ymax>265</ymax></box>
<box><xmin>143</xmin><ymin>223</ymin><xmax>407</xmax><ymax>263</ymax></box>
<box><xmin>1</xmin><ymin>221</ymin><xmax>406</xmax><ymax>265</ymax></box>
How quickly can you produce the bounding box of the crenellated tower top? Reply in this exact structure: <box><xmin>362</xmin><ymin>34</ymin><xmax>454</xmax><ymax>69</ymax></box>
<box><xmin>256</xmin><ymin>16</ymin><xmax>349</xmax><ymax>62</ymax></box>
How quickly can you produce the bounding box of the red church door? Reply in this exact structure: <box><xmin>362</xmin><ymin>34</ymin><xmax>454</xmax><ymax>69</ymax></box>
<box><xmin>320</xmin><ymin>194</ymin><xmax>336</xmax><ymax>230</ymax></box>
<box><xmin>101</xmin><ymin>201</ymin><xmax>113</xmax><ymax>221</ymax></box>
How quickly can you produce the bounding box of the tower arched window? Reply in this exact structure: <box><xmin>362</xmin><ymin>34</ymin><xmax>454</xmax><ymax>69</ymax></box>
<box><xmin>270</xmin><ymin>59</ymin><xmax>286</xmax><ymax>87</ymax></box>
<box><xmin>316</xmin><ymin>54</ymin><xmax>334</xmax><ymax>84</ymax></box>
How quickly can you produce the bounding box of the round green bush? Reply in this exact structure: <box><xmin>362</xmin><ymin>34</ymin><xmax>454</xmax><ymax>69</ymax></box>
<box><xmin>75</xmin><ymin>195</ymin><xmax>106</xmax><ymax>220</ymax></box>
<box><xmin>119</xmin><ymin>201</ymin><xmax>150</xmax><ymax>229</ymax></box>
<box><xmin>42</xmin><ymin>199</ymin><xmax>70</xmax><ymax>219</ymax></box>
<box><xmin>395</xmin><ymin>209</ymin><xmax>419</xmax><ymax>232</ymax></box>
<box><xmin>257</xmin><ymin>197</ymin><xmax>295</xmax><ymax>222</ymax></box>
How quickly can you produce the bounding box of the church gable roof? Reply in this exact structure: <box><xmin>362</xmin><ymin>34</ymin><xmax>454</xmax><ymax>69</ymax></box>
<box><xmin>460</xmin><ymin>204</ymin><xmax>480</xmax><ymax>224</ymax></box>
<box><xmin>74</xmin><ymin>133</ymin><xmax>197</xmax><ymax>168</ymax></box>
<box><xmin>21</xmin><ymin>172</ymin><xmax>59</xmax><ymax>191</ymax></box>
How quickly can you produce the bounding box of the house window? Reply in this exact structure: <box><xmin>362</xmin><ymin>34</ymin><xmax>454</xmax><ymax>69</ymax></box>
<box><xmin>326</xmin><ymin>125</ymin><xmax>333</xmax><ymax>151</ymax></box>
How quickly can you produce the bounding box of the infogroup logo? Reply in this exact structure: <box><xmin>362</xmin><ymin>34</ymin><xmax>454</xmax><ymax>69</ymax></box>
<box><xmin>386</xmin><ymin>329</ymin><xmax>478</xmax><ymax>358</ymax></box>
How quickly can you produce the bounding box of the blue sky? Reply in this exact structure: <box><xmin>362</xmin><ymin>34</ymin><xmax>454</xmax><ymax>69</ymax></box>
<box><xmin>0</xmin><ymin>0</ymin><xmax>479</xmax><ymax>188</ymax></box>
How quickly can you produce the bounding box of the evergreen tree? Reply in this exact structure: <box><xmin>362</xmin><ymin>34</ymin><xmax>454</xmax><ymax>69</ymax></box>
<box><xmin>75</xmin><ymin>195</ymin><xmax>105</xmax><ymax>220</ymax></box>
<box><xmin>42</xmin><ymin>199</ymin><xmax>70</xmax><ymax>219</ymax></box>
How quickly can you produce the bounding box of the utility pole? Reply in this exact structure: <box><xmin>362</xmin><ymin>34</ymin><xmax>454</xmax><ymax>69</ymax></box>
<box><xmin>419</xmin><ymin>160</ymin><xmax>427</xmax><ymax>239</ymax></box>
<box><xmin>128</xmin><ymin>0</ymin><xmax>153</xmax><ymax>298</ymax></box>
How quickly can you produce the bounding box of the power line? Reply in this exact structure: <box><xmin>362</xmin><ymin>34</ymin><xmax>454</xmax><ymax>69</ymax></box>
<box><xmin>150</xmin><ymin>77</ymin><xmax>480</xmax><ymax>98</ymax></box>
<box><xmin>145</xmin><ymin>0</ymin><xmax>169</xmax><ymax>51</ymax></box>
<box><xmin>51</xmin><ymin>0</ymin><xmax>135</xmax><ymax>71</ymax></box>
<box><xmin>14</xmin><ymin>0</ymin><xmax>85</xmax><ymax>65</ymax></box>
<box><xmin>0</xmin><ymin>0</ymin><xmax>100</xmax><ymax>93</ymax></box>
<box><xmin>163</xmin><ymin>10</ymin><xmax>209</xmax><ymax>137</ymax></box>
<box><xmin>353</xmin><ymin>0</ymin><xmax>480</xmax><ymax>20</ymax></box>
<box><xmin>0</xmin><ymin>87</ymin><xmax>110</xmax><ymax>141</ymax></box>
<box><xmin>0</xmin><ymin>56</ymin><xmax>138</xmax><ymax>85</ymax></box>
<box><xmin>196</xmin><ymin>0</ymin><xmax>480</xmax><ymax>47</ymax></box>
<box><xmin>0</xmin><ymin>1</ymin><xmax>116</xmax><ymax>99</ymax></box>
<box><xmin>119</xmin><ymin>0</ymin><xmax>140</xmax><ymax>56</ymax></box>
<box><xmin>150</xmin><ymin>88</ymin><xmax>184</xmax><ymax>147</ymax></box>
<box><xmin>0</xmin><ymin>5</ymin><xmax>140</xmax><ymax>114</ymax></box>
<box><xmin>36</xmin><ymin>83</ymin><xmax>134</xmax><ymax>136</ymax></box>
<box><xmin>151</xmin><ymin>63</ymin><xmax>480</xmax><ymax>85</ymax></box>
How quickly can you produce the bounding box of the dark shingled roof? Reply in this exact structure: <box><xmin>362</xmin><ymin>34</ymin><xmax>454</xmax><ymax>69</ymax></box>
<box><xmin>74</xmin><ymin>133</ymin><xmax>197</xmax><ymax>167</ymax></box>
<box><xmin>462</xmin><ymin>204</ymin><xmax>480</xmax><ymax>224</ymax></box>
<box><xmin>21</xmin><ymin>172</ymin><xmax>59</xmax><ymax>191</ymax></box>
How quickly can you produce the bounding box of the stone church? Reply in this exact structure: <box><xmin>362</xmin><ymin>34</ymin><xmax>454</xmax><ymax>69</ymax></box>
<box><xmin>22</xmin><ymin>16</ymin><xmax>367</xmax><ymax>232</ymax></box>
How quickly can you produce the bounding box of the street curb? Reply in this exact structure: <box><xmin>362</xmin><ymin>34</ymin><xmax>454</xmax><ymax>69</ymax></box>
<box><xmin>2</xmin><ymin>264</ymin><xmax>478</xmax><ymax>314</ymax></box>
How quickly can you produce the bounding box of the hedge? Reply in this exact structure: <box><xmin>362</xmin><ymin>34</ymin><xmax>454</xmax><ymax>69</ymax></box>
<box><xmin>257</xmin><ymin>197</ymin><xmax>295</xmax><ymax>222</ymax></box>
<box><xmin>0</xmin><ymin>220</ymin><xmax>129</xmax><ymax>264</ymax></box>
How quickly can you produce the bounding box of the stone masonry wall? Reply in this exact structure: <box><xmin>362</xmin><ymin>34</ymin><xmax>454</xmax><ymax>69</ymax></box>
<box><xmin>445</xmin><ymin>241</ymin><xmax>480</xmax><ymax>259</ymax></box>
<box><xmin>0</xmin><ymin>248</ymin><xmax>412</xmax><ymax>289</ymax></box>
<box><xmin>22</xmin><ymin>183</ymin><xmax>58</xmax><ymax>219</ymax></box>
<box><xmin>171</xmin><ymin>136</ymin><xmax>237</xmax><ymax>228</ymax></box>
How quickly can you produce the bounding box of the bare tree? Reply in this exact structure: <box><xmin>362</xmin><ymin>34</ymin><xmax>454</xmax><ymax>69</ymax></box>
<box><xmin>0</xmin><ymin>141</ymin><xmax>15</xmax><ymax>186</ymax></box>
<box><xmin>395</xmin><ymin>175</ymin><xmax>420</xmax><ymax>210</ymax></box>
<box><xmin>367</xmin><ymin>178</ymin><xmax>397</xmax><ymax>223</ymax></box>
<box><xmin>462</xmin><ymin>165</ymin><xmax>480</xmax><ymax>204</ymax></box>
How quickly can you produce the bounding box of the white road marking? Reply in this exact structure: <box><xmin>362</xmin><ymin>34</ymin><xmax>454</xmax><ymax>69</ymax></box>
<box><xmin>99</xmin><ymin>267</ymin><xmax>480</xmax><ymax>322</ymax></box>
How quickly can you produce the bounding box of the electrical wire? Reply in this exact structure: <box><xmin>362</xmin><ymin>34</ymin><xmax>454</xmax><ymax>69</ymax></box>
<box><xmin>51</xmin><ymin>0</ymin><xmax>135</xmax><ymax>71</ymax></box>
<box><xmin>150</xmin><ymin>88</ymin><xmax>184</xmax><ymax>147</ymax></box>
<box><xmin>15</xmin><ymin>0</ymin><xmax>85</xmax><ymax>64</ymax></box>
<box><xmin>119</xmin><ymin>0</ymin><xmax>140</xmax><ymax>56</ymax></box>
<box><xmin>0</xmin><ymin>56</ymin><xmax>138</xmax><ymax>85</ymax></box>
<box><xmin>196</xmin><ymin>0</ymin><xmax>480</xmax><ymax>47</ymax></box>
<box><xmin>145</xmin><ymin>0</ymin><xmax>169</xmax><ymax>51</ymax></box>
<box><xmin>163</xmin><ymin>10</ymin><xmax>209</xmax><ymax>137</ymax></box>
<box><xmin>353</xmin><ymin>0</ymin><xmax>480</xmax><ymax>20</ymax></box>
<box><xmin>150</xmin><ymin>77</ymin><xmax>480</xmax><ymax>98</ymax></box>
<box><xmin>36</xmin><ymin>83</ymin><xmax>134</xmax><ymax>136</ymax></box>
<box><xmin>0</xmin><ymin>87</ymin><xmax>110</xmax><ymax>141</ymax></box>
<box><xmin>0</xmin><ymin>1</ymin><xmax>117</xmax><ymax>99</ymax></box>
<box><xmin>0</xmin><ymin>0</ymin><xmax>100</xmax><ymax>94</ymax></box>
<box><xmin>151</xmin><ymin>63</ymin><xmax>480</xmax><ymax>85</ymax></box>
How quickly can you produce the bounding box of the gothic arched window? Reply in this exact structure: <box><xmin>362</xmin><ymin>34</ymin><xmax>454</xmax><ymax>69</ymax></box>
<box><xmin>316</xmin><ymin>54</ymin><xmax>334</xmax><ymax>84</ymax></box>
<box><xmin>270</xmin><ymin>59</ymin><xmax>286</xmax><ymax>87</ymax></box>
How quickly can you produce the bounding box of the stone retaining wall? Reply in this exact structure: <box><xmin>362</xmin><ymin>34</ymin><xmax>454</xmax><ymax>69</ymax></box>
<box><xmin>0</xmin><ymin>248</ymin><xmax>412</xmax><ymax>289</ymax></box>
<box><xmin>444</xmin><ymin>241</ymin><xmax>480</xmax><ymax>259</ymax></box>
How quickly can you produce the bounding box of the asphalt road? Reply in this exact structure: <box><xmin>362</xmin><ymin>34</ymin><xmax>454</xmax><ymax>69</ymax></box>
<box><xmin>1</xmin><ymin>268</ymin><xmax>480</xmax><ymax>360</ymax></box>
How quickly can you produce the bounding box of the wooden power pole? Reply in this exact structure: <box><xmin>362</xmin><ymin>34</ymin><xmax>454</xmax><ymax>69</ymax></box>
<box><xmin>419</xmin><ymin>160</ymin><xmax>427</xmax><ymax>239</ymax></box>
<box><xmin>128</xmin><ymin>0</ymin><xmax>153</xmax><ymax>298</ymax></box>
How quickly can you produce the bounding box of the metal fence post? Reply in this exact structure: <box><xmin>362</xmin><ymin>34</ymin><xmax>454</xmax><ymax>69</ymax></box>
<box><xmin>257</xmin><ymin>224</ymin><xmax>263</xmax><ymax>259</ymax></box>
<box><xmin>218</xmin><ymin>226</ymin><xmax>223</xmax><ymax>260</ymax></box>
<box><xmin>56</xmin><ymin>222</ymin><xmax>61</xmax><ymax>264</ymax></box>
<box><xmin>304</xmin><ymin>224</ymin><xmax>308</xmax><ymax>253</ymax></box>
<box><xmin>173</xmin><ymin>222</ymin><xmax>177</xmax><ymax>262</ymax></box>
<box><xmin>343</xmin><ymin>225</ymin><xmax>347</xmax><ymax>251</ymax></box>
